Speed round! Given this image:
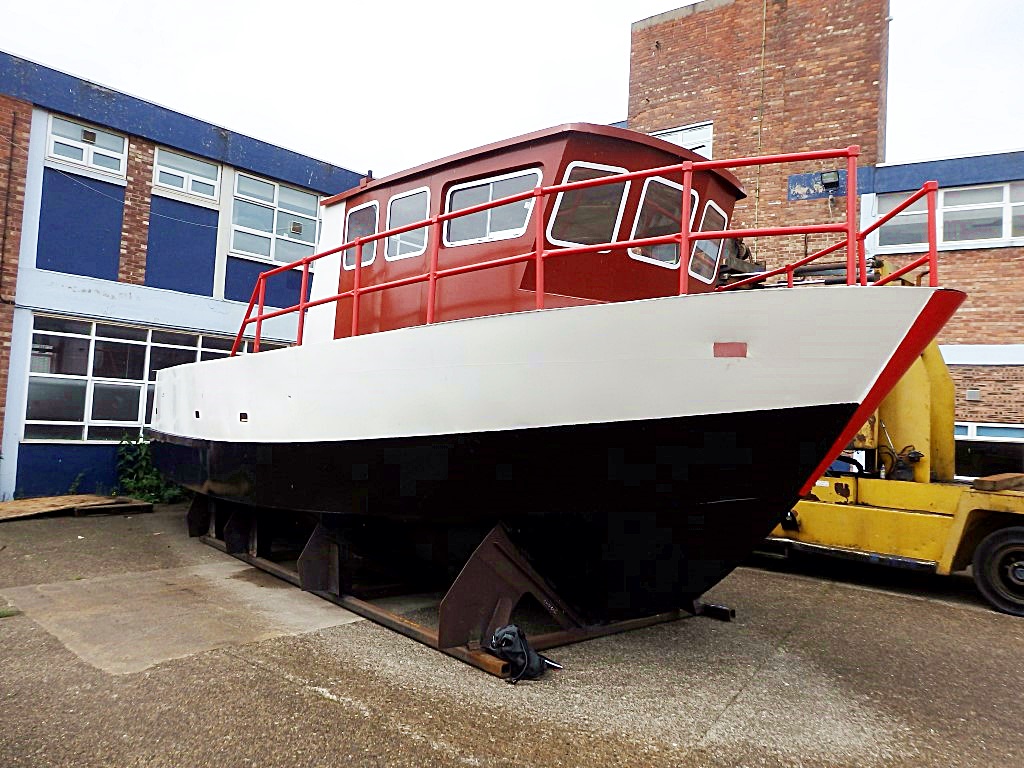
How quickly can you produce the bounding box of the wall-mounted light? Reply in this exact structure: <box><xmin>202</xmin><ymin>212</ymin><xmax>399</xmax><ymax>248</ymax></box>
<box><xmin>819</xmin><ymin>170</ymin><xmax>841</xmax><ymax>190</ymax></box>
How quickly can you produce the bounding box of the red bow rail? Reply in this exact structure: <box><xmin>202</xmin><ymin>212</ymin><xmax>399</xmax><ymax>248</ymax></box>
<box><xmin>231</xmin><ymin>145</ymin><xmax>939</xmax><ymax>355</ymax></box>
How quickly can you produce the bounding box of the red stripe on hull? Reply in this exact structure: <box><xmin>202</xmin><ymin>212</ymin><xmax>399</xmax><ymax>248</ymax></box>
<box><xmin>798</xmin><ymin>288</ymin><xmax>966</xmax><ymax>495</ymax></box>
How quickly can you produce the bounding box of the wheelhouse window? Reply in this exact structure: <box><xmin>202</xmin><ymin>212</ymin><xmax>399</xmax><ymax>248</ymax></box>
<box><xmin>47</xmin><ymin>116</ymin><xmax>127</xmax><ymax>176</ymax></box>
<box><xmin>689</xmin><ymin>201</ymin><xmax>728</xmax><ymax>284</ymax></box>
<box><xmin>386</xmin><ymin>188</ymin><xmax>429</xmax><ymax>260</ymax></box>
<box><xmin>628</xmin><ymin>177</ymin><xmax>699</xmax><ymax>267</ymax></box>
<box><xmin>232</xmin><ymin>174</ymin><xmax>319</xmax><ymax>264</ymax></box>
<box><xmin>24</xmin><ymin>316</ymin><xmax>286</xmax><ymax>442</ymax></box>
<box><xmin>877</xmin><ymin>181</ymin><xmax>1024</xmax><ymax>249</ymax></box>
<box><xmin>344</xmin><ymin>201</ymin><xmax>379</xmax><ymax>269</ymax></box>
<box><xmin>547</xmin><ymin>162</ymin><xmax>630</xmax><ymax>247</ymax></box>
<box><xmin>154</xmin><ymin>149</ymin><xmax>220</xmax><ymax>200</ymax></box>
<box><xmin>444</xmin><ymin>169</ymin><xmax>541</xmax><ymax>246</ymax></box>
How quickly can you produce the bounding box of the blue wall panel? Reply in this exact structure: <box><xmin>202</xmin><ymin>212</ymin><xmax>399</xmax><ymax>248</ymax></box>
<box><xmin>1</xmin><ymin>52</ymin><xmax>361</xmax><ymax>195</ymax></box>
<box><xmin>873</xmin><ymin>152</ymin><xmax>1024</xmax><ymax>194</ymax></box>
<box><xmin>225</xmin><ymin>257</ymin><xmax>308</xmax><ymax>309</ymax></box>
<box><xmin>145</xmin><ymin>197</ymin><xmax>218</xmax><ymax>296</ymax></box>
<box><xmin>16</xmin><ymin>444</ymin><xmax>118</xmax><ymax>498</ymax></box>
<box><xmin>37</xmin><ymin>168</ymin><xmax>123</xmax><ymax>280</ymax></box>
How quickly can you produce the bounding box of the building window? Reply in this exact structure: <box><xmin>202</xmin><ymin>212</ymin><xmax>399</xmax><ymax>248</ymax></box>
<box><xmin>689</xmin><ymin>201</ymin><xmax>728</xmax><ymax>284</ymax></box>
<box><xmin>343</xmin><ymin>201</ymin><xmax>379</xmax><ymax>269</ymax></box>
<box><xmin>547</xmin><ymin>162</ymin><xmax>630</xmax><ymax>247</ymax></box>
<box><xmin>231</xmin><ymin>174</ymin><xmax>319</xmax><ymax>264</ymax></box>
<box><xmin>954</xmin><ymin>422</ymin><xmax>1024</xmax><ymax>478</ymax></box>
<box><xmin>651</xmin><ymin>121</ymin><xmax>714</xmax><ymax>159</ymax></box>
<box><xmin>386</xmin><ymin>188</ymin><xmax>429</xmax><ymax>261</ymax></box>
<box><xmin>154</xmin><ymin>149</ymin><xmax>220</xmax><ymax>200</ymax></box>
<box><xmin>628</xmin><ymin>177</ymin><xmax>699</xmax><ymax>268</ymax></box>
<box><xmin>47</xmin><ymin>115</ymin><xmax>128</xmax><ymax>176</ymax></box>
<box><xmin>24</xmin><ymin>315</ymin><xmax>286</xmax><ymax>442</ymax></box>
<box><xmin>877</xmin><ymin>181</ymin><xmax>1024</xmax><ymax>249</ymax></box>
<box><xmin>444</xmin><ymin>169</ymin><xmax>541</xmax><ymax>247</ymax></box>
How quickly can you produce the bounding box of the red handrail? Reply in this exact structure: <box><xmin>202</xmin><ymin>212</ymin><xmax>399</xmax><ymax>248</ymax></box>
<box><xmin>231</xmin><ymin>146</ymin><xmax>940</xmax><ymax>354</ymax></box>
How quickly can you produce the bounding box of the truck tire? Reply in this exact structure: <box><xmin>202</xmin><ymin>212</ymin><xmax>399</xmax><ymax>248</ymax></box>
<box><xmin>972</xmin><ymin>526</ymin><xmax>1024</xmax><ymax>617</ymax></box>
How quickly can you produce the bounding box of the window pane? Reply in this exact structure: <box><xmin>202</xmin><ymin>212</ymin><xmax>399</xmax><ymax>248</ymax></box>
<box><xmin>145</xmin><ymin>384</ymin><xmax>155</xmax><ymax>423</ymax></box>
<box><xmin>489</xmin><ymin>174</ymin><xmax>537</xmax><ymax>234</ymax></box>
<box><xmin>89</xmin><ymin>426</ymin><xmax>140</xmax><ymax>442</ymax></box>
<box><xmin>93</xmin><ymin>340</ymin><xmax>146</xmax><ymax>380</ymax></box>
<box><xmin>1013</xmin><ymin>205</ymin><xmax>1024</xmax><ymax>238</ymax></box>
<box><xmin>550</xmin><ymin>165</ymin><xmax>627</xmax><ymax>245</ymax></box>
<box><xmin>631</xmin><ymin>180</ymin><xmax>686</xmax><ymax>264</ymax></box>
<box><xmin>237</xmin><ymin>174</ymin><xmax>275</xmax><ymax>203</ymax></box>
<box><xmin>943</xmin><ymin>209</ymin><xmax>1002</xmax><ymax>241</ymax></box>
<box><xmin>149</xmin><ymin>346</ymin><xmax>197</xmax><ymax>380</ymax></box>
<box><xmin>159</xmin><ymin>150</ymin><xmax>218</xmax><ymax>180</ymax></box>
<box><xmin>877</xmin><ymin>193</ymin><xmax>925</xmax><ymax>216</ymax></box>
<box><xmin>879</xmin><ymin>213</ymin><xmax>927</xmax><ymax>246</ymax></box>
<box><xmin>92</xmin><ymin>152</ymin><xmax>122</xmax><ymax>171</ymax></box>
<box><xmin>31</xmin><ymin>334</ymin><xmax>90</xmax><ymax>375</ymax></box>
<box><xmin>944</xmin><ymin>187</ymin><xmax>1003</xmax><ymax>207</ymax></box>
<box><xmin>279</xmin><ymin>186</ymin><xmax>318</xmax><ymax>216</ymax></box>
<box><xmin>447</xmin><ymin>184</ymin><xmax>489</xmax><ymax>243</ymax></box>
<box><xmin>158</xmin><ymin>171</ymin><xmax>186</xmax><ymax>189</ymax></box>
<box><xmin>233</xmin><ymin>199</ymin><xmax>274</xmax><ymax>232</ymax></box>
<box><xmin>275</xmin><ymin>239</ymin><xmax>315</xmax><ymax>263</ymax></box>
<box><xmin>387</xmin><ymin>190</ymin><xmax>429</xmax><ymax>258</ymax></box>
<box><xmin>152</xmin><ymin>331</ymin><xmax>198</xmax><ymax>346</ymax></box>
<box><xmin>232</xmin><ymin>230</ymin><xmax>272</xmax><ymax>257</ymax></box>
<box><xmin>1011</xmin><ymin>182</ymin><xmax>1024</xmax><ymax>204</ymax></box>
<box><xmin>53</xmin><ymin>142</ymin><xmax>84</xmax><ymax>161</ymax></box>
<box><xmin>201</xmin><ymin>335</ymin><xmax>235</xmax><ymax>351</ymax></box>
<box><xmin>191</xmin><ymin>180</ymin><xmax>216</xmax><ymax>197</ymax></box>
<box><xmin>35</xmin><ymin>316</ymin><xmax>91</xmax><ymax>335</ymax></box>
<box><xmin>344</xmin><ymin>205</ymin><xmax>377</xmax><ymax>268</ymax></box>
<box><xmin>91</xmin><ymin>383</ymin><xmax>142</xmax><ymax>421</ymax></box>
<box><xmin>276</xmin><ymin>213</ymin><xmax>317</xmax><ymax>243</ymax></box>
<box><xmin>27</xmin><ymin>378</ymin><xmax>86</xmax><ymax>421</ymax></box>
<box><xmin>96</xmin><ymin>323</ymin><xmax>148</xmax><ymax>341</ymax></box>
<box><xmin>92</xmin><ymin>130</ymin><xmax>125</xmax><ymax>154</ymax></box>
<box><xmin>690</xmin><ymin>206</ymin><xmax>726</xmax><ymax>281</ymax></box>
<box><xmin>954</xmin><ymin>424</ymin><xmax>969</xmax><ymax>436</ymax></box>
<box><xmin>51</xmin><ymin>117</ymin><xmax>82</xmax><ymax>141</ymax></box>
<box><xmin>976</xmin><ymin>426</ymin><xmax>1024</xmax><ymax>439</ymax></box>
<box><xmin>200</xmin><ymin>350</ymin><xmax>230</xmax><ymax>361</ymax></box>
<box><xmin>25</xmin><ymin>423</ymin><xmax>84</xmax><ymax>440</ymax></box>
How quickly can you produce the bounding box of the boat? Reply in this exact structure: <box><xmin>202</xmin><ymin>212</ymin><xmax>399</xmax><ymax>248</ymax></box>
<box><xmin>149</xmin><ymin>124</ymin><xmax>964</xmax><ymax>674</ymax></box>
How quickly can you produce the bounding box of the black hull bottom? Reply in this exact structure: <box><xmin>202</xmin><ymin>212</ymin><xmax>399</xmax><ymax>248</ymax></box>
<box><xmin>151</xmin><ymin>404</ymin><xmax>857</xmax><ymax>623</ymax></box>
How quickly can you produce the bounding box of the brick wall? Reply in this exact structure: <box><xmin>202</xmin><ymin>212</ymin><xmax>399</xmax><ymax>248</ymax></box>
<box><xmin>880</xmin><ymin>247</ymin><xmax>1024</xmax><ymax>346</ymax></box>
<box><xmin>628</xmin><ymin>0</ymin><xmax>889</xmax><ymax>267</ymax></box>
<box><xmin>118</xmin><ymin>137</ymin><xmax>154</xmax><ymax>284</ymax></box>
<box><xmin>0</xmin><ymin>94</ymin><xmax>33</xmax><ymax>443</ymax></box>
<box><xmin>949</xmin><ymin>365</ymin><xmax>1024</xmax><ymax>423</ymax></box>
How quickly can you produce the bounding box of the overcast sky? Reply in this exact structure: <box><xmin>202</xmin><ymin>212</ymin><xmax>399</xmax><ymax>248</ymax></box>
<box><xmin>1</xmin><ymin>0</ymin><xmax>1020</xmax><ymax>177</ymax></box>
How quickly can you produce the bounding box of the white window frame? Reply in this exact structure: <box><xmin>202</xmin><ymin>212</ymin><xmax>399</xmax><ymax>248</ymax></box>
<box><xmin>46</xmin><ymin>114</ymin><xmax>128</xmax><ymax>178</ymax></box>
<box><xmin>651</xmin><ymin>121</ymin><xmax>714</xmax><ymax>159</ymax></box>
<box><xmin>153</xmin><ymin>147</ymin><xmax>221</xmax><ymax>202</ymax></box>
<box><xmin>874</xmin><ymin>181</ymin><xmax>1024</xmax><ymax>254</ymax></box>
<box><xmin>546</xmin><ymin>161</ymin><xmax>631</xmax><ymax>249</ymax></box>
<box><xmin>443</xmin><ymin>168</ymin><xmax>542</xmax><ymax>247</ymax></box>
<box><xmin>385</xmin><ymin>187</ymin><xmax>430</xmax><ymax>262</ymax></box>
<box><xmin>628</xmin><ymin>177</ymin><xmax>700</xmax><ymax>269</ymax></box>
<box><xmin>231</xmin><ymin>173</ymin><xmax>321</xmax><ymax>266</ymax></box>
<box><xmin>342</xmin><ymin>200</ymin><xmax>379</xmax><ymax>270</ymax></box>
<box><xmin>955</xmin><ymin>421</ymin><xmax>1024</xmax><ymax>444</ymax></box>
<box><xmin>23</xmin><ymin>316</ymin><xmax>285</xmax><ymax>443</ymax></box>
<box><xmin>688</xmin><ymin>199</ymin><xmax>729</xmax><ymax>285</ymax></box>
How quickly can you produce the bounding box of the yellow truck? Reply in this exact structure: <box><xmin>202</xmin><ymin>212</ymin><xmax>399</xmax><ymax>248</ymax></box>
<box><xmin>768</xmin><ymin>340</ymin><xmax>1024</xmax><ymax>616</ymax></box>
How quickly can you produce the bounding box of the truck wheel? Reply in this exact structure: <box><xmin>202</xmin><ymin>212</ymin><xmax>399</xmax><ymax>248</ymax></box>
<box><xmin>972</xmin><ymin>526</ymin><xmax>1024</xmax><ymax>617</ymax></box>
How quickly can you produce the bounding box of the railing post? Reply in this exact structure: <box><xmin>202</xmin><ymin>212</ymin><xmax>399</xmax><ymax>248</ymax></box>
<box><xmin>254</xmin><ymin>275</ymin><xmax>267</xmax><ymax>353</ymax></box>
<box><xmin>296</xmin><ymin>261</ymin><xmax>310</xmax><ymax>345</ymax></box>
<box><xmin>351</xmin><ymin>237</ymin><xmax>363</xmax><ymax>337</ymax></box>
<box><xmin>426</xmin><ymin>219</ymin><xmax>441</xmax><ymax>323</ymax></box>
<box><xmin>533</xmin><ymin>187</ymin><xmax>546</xmax><ymax>309</ymax></box>
<box><xmin>926</xmin><ymin>180</ymin><xmax>939</xmax><ymax>287</ymax></box>
<box><xmin>679</xmin><ymin>162</ymin><xmax>693</xmax><ymax>295</ymax></box>
<box><xmin>846</xmin><ymin>146</ymin><xmax>860</xmax><ymax>285</ymax></box>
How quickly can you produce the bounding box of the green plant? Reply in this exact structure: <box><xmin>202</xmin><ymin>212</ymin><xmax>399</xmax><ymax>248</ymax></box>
<box><xmin>117</xmin><ymin>435</ymin><xmax>185</xmax><ymax>504</ymax></box>
<box><xmin>67</xmin><ymin>470</ymin><xmax>86</xmax><ymax>495</ymax></box>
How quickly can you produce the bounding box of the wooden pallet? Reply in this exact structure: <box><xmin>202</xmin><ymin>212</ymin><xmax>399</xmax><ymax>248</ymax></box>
<box><xmin>0</xmin><ymin>494</ymin><xmax>153</xmax><ymax>522</ymax></box>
